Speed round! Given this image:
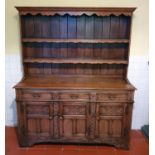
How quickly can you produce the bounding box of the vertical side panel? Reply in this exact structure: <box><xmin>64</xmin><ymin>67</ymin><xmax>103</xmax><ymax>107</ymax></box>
<box><xmin>16</xmin><ymin>101</ymin><xmax>28</xmax><ymax>146</ymax></box>
<box><xmin>101</xmin><ymin>44</ymin><xmax>109</xmax><ymax>60</ymax></box>
<box><xmin>60</xmin><ymin>43</ymin><xmax>68</xmax><ymax>58</ymax></box>
<box><xmin>67</xmin><ymin>43</ymin><xmax>77</xmax><ymax>58</ymax></box>
<box><xmin>110</xmin><ymin>16</ymin><xmax>120</xmax><ymax>39</ymax></box>
<box><xmin>23</xmin><ymin>15</ymin><xmax>34</xmax><ymax>37</ymax></box>
<box><xmin>42</xmin><ymin>43</ymin><xmax>51</xmax><ymax>58</ymax></box>
<box><xmin>93</xmin><ymin>44</ymin><xmax>102</xmax><ymax>59</ymax></box>
<box><xmin>102</xmin><ymin>16</ymin><xmax>110</xmax><ymax>39</ymax></box>
<box><xmin>53</xmin><ymin>102</ymin><xmax>60</xmax><ymax>138</ymax></box>
<box><xmin>76</xmin><ymin>119</ymin><xmax>86</xmax><ymax>136</ymax></box>
<box><xmin>94</xmin><ymin>16</ymin><xmax>103</xmax><ymax>39</ymax></box>
<box><xmin>88</xmin><ymin>102</ymin><xmax>96</xmax><ymax>138</ymax></box>
<box><xmin>85</xmin><ymin>16</ymin><xmax>94</xmax><ymax>39</ymax></box>
<box><xmin>67</xmin><ymin>16</ymin><xmax>77</xmax><ymax>38</ymax></box>
<box><xmin>76</xmin><ymin>15</ymin><xmax>86</xmax><ymax>60</ymax></box>
<box><xmin>77</xmin><ymin>44</ymin><xmax>85</xmax><ymax>59</ymax></box>
<box><xmin>33</xmin><ymin>43</ymin><xmax>43</xmax><ymax>58</ymax></box>
<box><xmin>51</xmin><ymin>43</ymin><xmax>60</xmax><ymax>58</ymax></box>
<box><xmin>42</xmin><ymin>16</ymin><xmax>51</xmax><ymax>38</ymax></box>
<box><xmin>119</xmin><ymin>16</ymin><xmax>131</xmax><ymax>39</ymax></box>
<box><xmin>60</xmin><ymin>15</ymin><xmax>68</xmax><ymax>38</ymax></box>
<box><xmin>23</xmin><ymin>43</ymin><xmax>35</xmax><ymax>58</ymax></box>
<box><xmin>51</xmin><ymin>15</ymin><xmax>60</xmax><ymax>38</ymax></box>
<box><xmin>98</xmin><ymin>119</ymin><xmax>109</xmax><ymax>137</ymax></box>
<box><xmin>77</xmin><ymin>15</ymin><xmax>85</xmax><ymax>39</ymax></box>
<box><xmin>43</xmin><ymin>63</ymin><xmax>51</xmax><ymax>75</ymax></box>
<box><xmin>27</xmin><ymin>119</ymin><xmax>36</xmax><ymax>133</ymax></box>
<box><xmin>51</xmin><ymin>64</ymin><xmax>61</xmax><ymax>75</ymax></box>
<box><xmin>76</xmin><ymin>64</ymin><xmax>84</xmax><ymax>75</ymax></box>
<box><xmin>85</xmin><ymin>16</ymin><xmax>94</xmax><ymax>60</ymax></box>
<box><xmin>20</xmin><ymin>16</ymin><xmax>26</xmax><ymax>37</ymax></box>
<box><xmin>63</xmin><ymin>119</ymin><xmax>73</xmax><ymax>137</ymax></box>
<box><xmin>40</xmin><ymin>119</ymin><xmax>50</xmax><ymax>133</ymax></box>
<box><xmin>110</xmin><ymin>119</ymin><xmax>123</xmax><ymax>137</ymax></box>
<box><xmin>34</xmin><ymin>15</ymin><xmax>42</xmax><ymax>38</ymax></box>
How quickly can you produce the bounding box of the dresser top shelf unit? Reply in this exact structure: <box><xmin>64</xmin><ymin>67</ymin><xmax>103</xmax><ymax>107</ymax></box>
<box><xmin>15</xmin><ymin>6</ymin><xmax>136</xmax><ymax>87</ymax></box>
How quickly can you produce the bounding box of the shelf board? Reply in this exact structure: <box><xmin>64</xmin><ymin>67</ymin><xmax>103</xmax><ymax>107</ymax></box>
<box><xmin>24</xmin><ymin>58</ymin><xmax>128</xmax><ymax>64</ymax></box>
<box><xmin>14</xmin><ymin>75</ymin><xmax>135</xmax><ymax>90</ymax></box>
<box><xmin>22</xmin><ymin>38</ymin><xmax>129</xmax><ymax>44</ymax></box>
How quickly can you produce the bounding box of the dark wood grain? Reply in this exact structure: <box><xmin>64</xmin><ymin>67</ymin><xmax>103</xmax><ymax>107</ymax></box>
<box><xmin>60</xmin><ymin>15</ymin><xmax>67</xmax><ymax>38</ymax></box>
<box><xmin>51</xmin><ymin>15</ymin><xmax>60</xmax><ymax>38</ymax></box>
<box><xmin>15</xmin><ymin>7</ymin><xmax>136</xmax><ymax>149</ymax></box>
<box><xmin>14</xmin><ymin>76</ymin><xmax>135</xmax><ymax>90</ymax></box>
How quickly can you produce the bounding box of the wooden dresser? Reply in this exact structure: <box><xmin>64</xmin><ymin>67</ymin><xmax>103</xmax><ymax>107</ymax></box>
<box><xmin>14</xmin><ymin>7</ymin><xmax>136</xmax><ymax>149</ymax></box>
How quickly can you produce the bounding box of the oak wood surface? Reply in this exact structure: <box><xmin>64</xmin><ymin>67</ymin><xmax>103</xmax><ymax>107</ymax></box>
<box><xmin>15</xmin><ymin>76</ymin><xmax>134</xmax><ymax>90</ymax></box>
<box><xmin>14</xmin><ymin>76</ymin><xmax>135</xmax><ymax>90</ymax></box>
<box><xmin>14</xmin><ymin>7</ymin><xmax>136</xmax><ymax>149</ymax></box>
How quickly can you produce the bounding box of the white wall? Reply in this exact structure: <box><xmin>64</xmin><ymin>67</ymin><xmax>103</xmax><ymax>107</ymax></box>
<box><xmin>5</xmin><ymin>55</ymin><xmax>149</xmax><ymax>129</ymax></box>
<box><xmin>128</xmin><ymin>56</ymin><xmax>149</xmax><ymax>129</ymax></box>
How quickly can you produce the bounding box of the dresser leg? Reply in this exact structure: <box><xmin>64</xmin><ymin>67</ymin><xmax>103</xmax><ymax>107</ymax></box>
<box><xmin>115</xmin><ymin>142</ymin><xmax>129</xmax><ymax>150</ymax></box>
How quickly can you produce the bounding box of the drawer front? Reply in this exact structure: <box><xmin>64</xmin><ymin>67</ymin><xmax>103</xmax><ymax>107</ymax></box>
<box><xmin>21</xmin><ymin>91</ymin><xmax>52</xmax><ymax>101</ymax></box>
<box><xmin>96</xmin><ymin>93</ymin><xmax>128</xmax><ymax>102</ymax></box>
<box><xmin>59</xmin><ymin>92</ymin><xmax>90</xmax><ymax>101</ymax></box>
<box><xmin>17</xmin><ymin>90</ymin><xmax>132</xmax><ymax>102</ymax></box>
<box><xmin>20</xmin><ymin>91</ymin><xmax>90</xmax><ymax>101</ymax></box>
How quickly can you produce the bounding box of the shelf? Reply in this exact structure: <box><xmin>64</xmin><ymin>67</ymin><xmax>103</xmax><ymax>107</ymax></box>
<box><xmin>14</xmin><ymin>75</ymin><xmax>135</xmax><ymax>90</ymax></box>
<box><xmin>22</xmin><ymin>38</ymin><xmax>129</xmax><ymax>44</ymax></box>
<box><xmin>24</xmin><ymin>58</ymin><xmax>128</xmax><ymax>64</ymax></box>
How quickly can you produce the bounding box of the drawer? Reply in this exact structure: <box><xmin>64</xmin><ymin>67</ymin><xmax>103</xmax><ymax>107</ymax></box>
<box><xmin>19</xmin><ymin>91</ymin><xmax>90</xmax><ymax>101</ymax></box>
<box><xmin>96</xmin><ymin>93</ymin><xmax>128</xmax><ymax>102</ymax></box>
<box><xmin>20</xmin><ymin>91</ymin><xmax>52</xmax><ymax>101</ymax></box>
<box><xmin>59</xmin><ymin>92</ymin><xmax>90</xmax><ymax>101</ymax></box>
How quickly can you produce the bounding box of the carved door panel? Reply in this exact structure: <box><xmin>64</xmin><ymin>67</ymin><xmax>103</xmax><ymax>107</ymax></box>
<box><xmin>95</xmin><ymin>103</ymin><xmax>127</xmax><ymax>138</ymax></box>
<box><xmin>88</xmin><ymin>102</ymin><xmax>97</xmax><ymax>139</ymax></box>
<box><xmin>24</xmin><ymin>102</ymin><xmax>54</xmax><ymax>138</ymax></box>
<box><xmin>59</xmin><ymin>102</ymin><xmax>89</xmax><ymax>140</ymax></box>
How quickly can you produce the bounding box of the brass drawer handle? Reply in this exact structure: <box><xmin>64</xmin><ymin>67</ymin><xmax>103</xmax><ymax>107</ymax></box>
<box><xmin>59</xmin><ymin>116</ymin><xmax>63</xmax><ymax>120</ymax></box>
<box><xmin>49</xmin><ymin>116</ymin><xmax>53</xmax><ymax>120</ymax></box>
<box><xmin>70</xmin><ymin>94</ymin><xmax>79</xmax><ymax>99</ymax></box>
<box><xmin>97</xmin><ymin>117</ymin><xmax>100</xmax><ymax>120</ymax></box>
<box><xmin>108</xmin><ymin>94</ymin><xmax>116</xmax><ymax>100</ymax></box>
<box><xmin>32</xmin><ymin>93</ymin><xmax>41</xmax><ymax>98</ymax></box>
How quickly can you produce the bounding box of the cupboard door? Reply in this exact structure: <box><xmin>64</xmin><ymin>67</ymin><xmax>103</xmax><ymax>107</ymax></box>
<box><xmin>24</xmin><ymin>102</ymin><xmax>54</xmax><ymax>138</ymax></box>
<box><xmin>96</xmin><ymin>103</ymin><xmax>127</xmax><ymax>138</ymax></box>
<box><xmin>59</xmin><ymin>102</ymin><xmax>89</xmax><ymax>140</ymax></box>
